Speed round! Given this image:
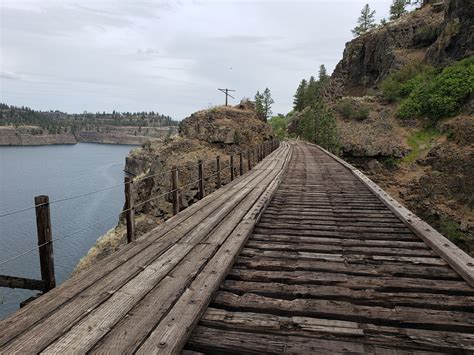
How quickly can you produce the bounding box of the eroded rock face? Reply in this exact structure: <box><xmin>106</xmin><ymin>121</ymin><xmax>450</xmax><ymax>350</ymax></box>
<box><xmin>427</xmin><ymin>0</ymin><xmax>474</xmax><ymax>65</ymax></box>
<box><xmin>331</xmin><ymin>4</ymin><xmax>444</xmax><ymax>94</ymax></box>
<box><xmin>179</xmin><ymin>104</ymin><xmax>272</xmax><ymax>146</ymax></box>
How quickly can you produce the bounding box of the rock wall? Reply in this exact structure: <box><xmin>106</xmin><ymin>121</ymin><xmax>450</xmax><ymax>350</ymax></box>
<box><xmin>331</xmin><ymin>4</ymin><xmax>444</xmax><ymax>94</ymax></box>
<box><xmin>0</xmin><ymin>127</ymin><xmax>76</xmax><ymax>145</ymax></box>
<box><xmin>426</xmin><ymin>0</ymin><xmax>474</xmax><ymax>65</ymax></box>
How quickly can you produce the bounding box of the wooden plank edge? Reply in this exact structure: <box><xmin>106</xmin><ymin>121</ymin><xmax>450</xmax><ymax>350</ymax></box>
<box><xmin>306</xmin><ymin>142</ymin><xmax>474</xmax><ymax>287</ymax></box>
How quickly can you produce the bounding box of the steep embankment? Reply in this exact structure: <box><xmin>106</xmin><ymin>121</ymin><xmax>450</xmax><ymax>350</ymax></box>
<box><xmin>75</xmin><ymin>101</ymin><xmax>273</xmax><ymax>272</ymax></box>
<box><xmin>326</xmin><ymin>0</ymin><xmax>473</xmax><ymax>254</ymax></box>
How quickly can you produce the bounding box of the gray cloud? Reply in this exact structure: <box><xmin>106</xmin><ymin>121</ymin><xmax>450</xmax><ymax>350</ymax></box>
<box><xmin>0</xmin><ymin>0</ymin><xmax>392</xmax><ymax>118</ymax></box>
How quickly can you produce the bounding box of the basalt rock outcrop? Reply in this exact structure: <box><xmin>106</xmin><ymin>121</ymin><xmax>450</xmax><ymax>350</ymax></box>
<box><xmin>332</xmin><ymin>4</ymin><xmax>445</xmax><ymax>94</ymax></box>
<box><xmin>427</xmin><ymin>0</ymin><xmax>474</xmax><ymax>65</ymax></box>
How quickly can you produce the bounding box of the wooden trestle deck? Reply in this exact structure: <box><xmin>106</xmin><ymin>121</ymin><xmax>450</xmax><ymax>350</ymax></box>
<box><xmin>1</xmin><ymin>141</ymin><xmax>473</xmax><ymax>354</ymax></box>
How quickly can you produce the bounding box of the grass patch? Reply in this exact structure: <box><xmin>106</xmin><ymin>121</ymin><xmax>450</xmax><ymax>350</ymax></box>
<box><xmin>402</xmin><ymin>128</ymin><xmax>442</xmax><ymax>164</ymax></box>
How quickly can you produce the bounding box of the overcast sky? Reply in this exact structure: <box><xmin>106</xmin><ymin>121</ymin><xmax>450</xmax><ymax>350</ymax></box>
<box><xmin>1</xmin><ymin>0</ymin><xmax>393</xmax><ymax>119</ymax></box>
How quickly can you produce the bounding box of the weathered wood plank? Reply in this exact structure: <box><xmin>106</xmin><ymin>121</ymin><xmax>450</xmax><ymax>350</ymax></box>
<box><xmin>196</xmin><ymin>308</ymin><xmax>474</xmax><ymax>352</ymax></box>
<box><xmin>245</xmin><ymin>240</ymin><xmax>436</xmax><ymax>257</ymax></box>
<box><xmin>213</xmin><ymin>291</ymin><xmax>474</xmax><ymax>332</ymax></box>
<box><xmin>233</xmin><ymin>256</ymin><xmax>460</xmax><ymax>280</ymax></box>
<box><xmin>220</xmin><ymin>280</ymin><xmax>474</xmax><ymax>311</ymax></box>
<box><xmin>226</xmin><ymin>269</ymin><xmax>474</xmax><ymax>294</ymax></box>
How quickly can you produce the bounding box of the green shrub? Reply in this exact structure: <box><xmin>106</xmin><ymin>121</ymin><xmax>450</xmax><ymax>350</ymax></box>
<box><xmin>381</xmin><ymin>62</ymin><xmax>433</xmax><ymax>102</ymax></box>
<box><xmin>397</xmin><ymin>57</ymin><xmax>474</xmax><ymax>121</ymax></box>
<box><xmin>381</xmin><ymin>157</ymin><xmax>400</xmax><ymax>169</ymax></box>
<box><xmin>269</xmin><ymin>113</ymin><xmax>291</xmax><ymax>139</ymax></box>
<box><xmin>335</xmin><ymin>98</ymin><xmax>370</xmax><ymax>120</ymax></box>
<box><xmin>438</xmin><ymin>216</ymin><xmax>464</xmax><ymax>245</ymax></box>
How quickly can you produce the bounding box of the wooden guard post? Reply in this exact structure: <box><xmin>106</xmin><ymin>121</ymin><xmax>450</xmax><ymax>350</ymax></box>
<box><xmin>247</xmin><ymin>150</ymin><xmax>252</xmax><ymax>171</ymax></box>
<box><xmin>239</xmin><ymin>152</ymin><xmax>244</xmax><ymax>176</ymax></box>
<box><xmin>216</xmin><ymin>156</ymin><xmax>221</xmax><ymax>189</ymax></box>
<box><xmin>124</xmin><ymin>177</ymin><xmax>135</xmax><ymax>243</ymax></box>
<box><xmin>230</xmin><ymin>154</ymin><xmax>234</xmax><ymax>181</ymax></box>
<box><xmin>171</xmin><ymin>166</ymin><xmax>179</xmax><ymax>215</ymax></box>
<box><xmin>34</xmin><ymin>195</ymin><xmax>56</xmax><ymax>292</ymax></box>
<box><xmin>198</xmin><ymin>160</ymin><xmax>204</xmax><ymax>199</ymax></box>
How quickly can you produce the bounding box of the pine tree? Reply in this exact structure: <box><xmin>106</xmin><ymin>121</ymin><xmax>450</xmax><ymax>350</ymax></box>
<box><xmin>293</xmin><ymin>79</ymin><xmax>307</xmax><ymax>111</ymax></box>
<box><xmin>390</xmin><ymin>0</ymin><xmax>407</xmax><ymax>20</ymax></box>
<box><xmin>318</xmin><ymin>65</ymin><xmax>329</xmax><ymax>82</ymax></box>
<box><xmin>254</xmin><ymin>91</ymin><xmax>265</xmax><ymax>120</ymax></box>
<box><xmin>305</xmin><ymin>76</ymin><xmax>319</xmax><ymax>107</ymax></box>
<box><xmin>262</xmin><ymin>88</ymin><xmax>274</xmax><ymax>121</ymax></box>
<box><xmin>352</xmin><ymin>4</ymin><xmax>377</xmax><ymax>37</ymax></box>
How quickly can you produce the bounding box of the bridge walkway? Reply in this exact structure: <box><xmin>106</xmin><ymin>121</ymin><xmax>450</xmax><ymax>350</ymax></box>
<box><xmin>185</xmin><ymin>142</ymin><xmax>474</xmax><ymax>354</ymax></box>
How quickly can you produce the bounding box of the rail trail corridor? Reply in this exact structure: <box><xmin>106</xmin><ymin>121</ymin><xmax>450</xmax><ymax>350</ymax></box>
<box><xmin>1</xmin><ymin>141</ymin><xmax>473</xmax><ymax>354</ymax></box>
<box><xmin>185</xmin><ymin>142</ymin><xmax>474</xmax><ymax>354</ymax></box>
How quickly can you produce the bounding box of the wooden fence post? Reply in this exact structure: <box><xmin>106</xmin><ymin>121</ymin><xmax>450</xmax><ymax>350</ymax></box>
<box><xmin>171</xmin><ymin>166</ymin><xmax>179</xmax><ymax>215</ymax></box>
<box><xmin>124</xmin><ymin>177</ymin><xmax>135</xmax><ymax>243</ymax></box>
<box><xmin>34</xmin><ymin>195</ymin><xmax>56</xmax><ymax>292</ymax></box>
<box><xmin>198</xmin><ymin>160</ymin><xmax>204</xmax><ymax>199</ymax></box>
<box><xmin>230</xmin><ymin>154</ymin><xmax>234</xmax><ymax>181</ymax></box>
<box><xmin>247</xmin><ymin>150</ymin><xmax>252</xmax><ymax>171</ymax></box>
<box><xmin>239</xmin><ymin>152</ymin><xmax>244</xmax><ymax>176</ymax></box>
<box><xmin>216</xmin><ymin>156</ymin><xmax>221</xmax><ymax>189</ymax></box>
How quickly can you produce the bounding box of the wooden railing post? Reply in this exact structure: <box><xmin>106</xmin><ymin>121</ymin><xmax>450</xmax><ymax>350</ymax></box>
<box><xmin>247</xmin><ymin>150</ymin><xmax>252</xmax><ymax>171</ymax></box>
<box><xmin>230</xmin><ymin>154</ymin><xmax>235</xmax><ymax>181</ymax></box>
<box><xmin>239</xmin><ymin>152</ymin><xmax>243</xmax><ymax>176</ymax></box>
<box><xmin>124</xmin><ymin>177</ymin><xmax>135</xmax><ymax>243</ymax></box>
<box><xmin>171</xmin><ymin>166</ymin><xmax>179</xmax><ymax>215</ymax></box>
<box><xmin>216</xmin><ymin>156</ymin><xmax>221</xmax><ymax>189</ymax></box>
<box><xmin>198</xmin><ymin>160</ymin><xmax>204</xmax><ymax>199</ymax></box>
<box><xmin>34</xmin><ymin>195</ymin><xmax>56</xmax><ymax>292</ymax></box>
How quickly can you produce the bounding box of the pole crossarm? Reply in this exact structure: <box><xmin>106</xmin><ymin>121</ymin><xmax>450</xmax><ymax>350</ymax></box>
<box><xmin>218</xmin><ymin>88</ymin><xmax>236</xmax><ymax>105</ymax></box>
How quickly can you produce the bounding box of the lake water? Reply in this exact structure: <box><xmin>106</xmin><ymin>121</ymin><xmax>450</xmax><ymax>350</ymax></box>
<box><xmin>0</xmin><ymin>143</ymin><xmax>135</xmax><ymax>320</ymax></box>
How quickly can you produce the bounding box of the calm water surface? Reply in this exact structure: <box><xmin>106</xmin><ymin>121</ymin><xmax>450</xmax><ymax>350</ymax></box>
<box><xmin>0</xmin><ymin>143</ymin><xmax>135</xmax><ymax>319</ymax></box>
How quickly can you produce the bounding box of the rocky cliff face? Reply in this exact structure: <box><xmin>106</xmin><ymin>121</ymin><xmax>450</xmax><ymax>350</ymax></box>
<box><xmin>331</xmin><ymin>0</ymin><xmax>473</xmax><ymax>95</ymax></box>
<box><xmin>427</xmin><ymin>0</ymin><xmax>474</xmax><ymax>65</ymax></box>
<box><xmin>0</xmin><ymin>127</ymin><xmax>76</xmax><ymax>145</ymax></box>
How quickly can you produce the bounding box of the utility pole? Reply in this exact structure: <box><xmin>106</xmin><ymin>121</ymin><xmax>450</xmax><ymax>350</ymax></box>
<box><xmin>218</xmin><ymin>88</ymin><xmax>236</xmax><ymax>106</ymax></box>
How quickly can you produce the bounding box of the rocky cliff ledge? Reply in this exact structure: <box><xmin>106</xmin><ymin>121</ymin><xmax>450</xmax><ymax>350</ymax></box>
<box><xmin>75</xmin><ymin>101</ymin><xmax>273</xmax><ymax>273</ymax></box>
